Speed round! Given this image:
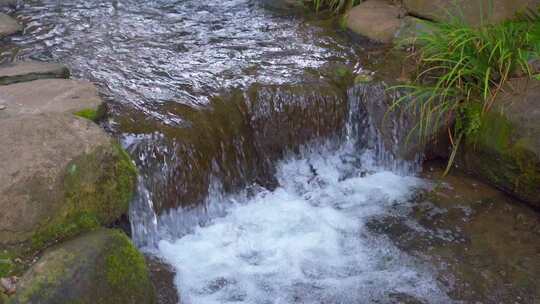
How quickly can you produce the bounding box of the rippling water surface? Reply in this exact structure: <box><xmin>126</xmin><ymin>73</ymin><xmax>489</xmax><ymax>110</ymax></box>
<box><xmin>12</xmin><ymin>0</ymin><xmax>359</xmax><ymax>124</ymax></box>
<box><xmin>7</xmin><ymin>1</ymin><xmax>540</xmax><ymax>304</ymax></box>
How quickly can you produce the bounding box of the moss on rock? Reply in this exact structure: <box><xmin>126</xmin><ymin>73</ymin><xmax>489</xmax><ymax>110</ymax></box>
<box><xmin>462</xmin><ymin>110</ymin><xmax>540</xmax><ymax>206</ymax></box>
<box><xmin>30</xmin><ymin>144</ymin><xmax>137</xmax><ymax>251</ymax></box>
<box><xmin>8</xmin><ymin>229</ymin><xmax>156</xmax><ymax>304</ymax></box>
<box><xmin>0</xmin><ymin>251</ymin><xmax>14</xmax><ymax>277</ymax></box>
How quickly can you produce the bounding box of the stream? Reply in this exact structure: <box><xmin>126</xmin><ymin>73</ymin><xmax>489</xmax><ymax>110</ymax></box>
<box><xmin>6</xmin><ymin>0</ymin><xmax>540</xmax><ymax>303</ymax></box>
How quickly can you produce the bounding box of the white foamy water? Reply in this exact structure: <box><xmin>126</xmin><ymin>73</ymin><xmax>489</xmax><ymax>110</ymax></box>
<box><xmin>156</xmin><ymin>145</ymin><xmax>452</xmax><ymax>304</ymax></box>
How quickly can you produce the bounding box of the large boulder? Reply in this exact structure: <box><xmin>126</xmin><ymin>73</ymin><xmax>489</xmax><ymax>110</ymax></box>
<box><xmin>0</xmin><ymin>78</ymin><xmax>136</xmax><ymax>249</ymax></box>
<box><xmin>0</xmin><ymin>61</ymin><xmax>70</xmax><ymax>86</ymax></box>
<box><xmin>461</xmin><ymin>78</ymin><xmax>540</xmax><ymax>207</ymax></box>
<box><xmin>345</xmin><ymin>0</ymin><xmax>404</xmax><ymax>43</ymax></box>
<box><xmin>0</xmin><ymin>114</ymin><xmax>137</xmax><ymax>248</ymax></box>
<box><xmin>0</xmin><ymin>79</ymin><xmax>104</xmax><ymax>118</ymax></box>
<box><xmin>0</xmin><ymin>13</ymin><xmax>21</xmax><ymax>38</ymax></box>
<box><xmin>7</xmin><ymin>229</ymin><xmax>156</xmax><ymax>304</ymax></box>
<box><xmin>403</xmin><ymin>0</ymin><xmax>540</xmax><ymax>25</ymax></box>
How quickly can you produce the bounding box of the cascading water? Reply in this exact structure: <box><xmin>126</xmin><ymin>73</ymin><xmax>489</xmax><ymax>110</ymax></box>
<box><xmin>127</xmin><ymin>84</ymin><xmax>453</xmax><ymax>303</ymax></box>
<box><xmin>8</xmin><ymin>1</ymin><xmax>540</xmax><ymax>302</ymax></box>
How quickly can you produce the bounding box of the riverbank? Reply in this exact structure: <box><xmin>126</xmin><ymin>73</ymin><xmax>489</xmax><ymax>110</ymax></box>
<box><xmin>342</xmin><ymin>0</ymin><xmax>540</xmax><ymax>210</ymax></box>
<box><xmin>0</xmin><ymin>4</ymin><xmax>157</xmax><ymax>303</ymax></box>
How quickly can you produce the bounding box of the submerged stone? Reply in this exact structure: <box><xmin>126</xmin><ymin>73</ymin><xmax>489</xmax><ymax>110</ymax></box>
<box><xmin>7</xmin><ymin>229</ymin><xmax>156</xmax><ymax>304</ymax></box>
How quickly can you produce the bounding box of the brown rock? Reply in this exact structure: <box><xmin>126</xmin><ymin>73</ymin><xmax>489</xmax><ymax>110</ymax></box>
<box><xmin>461</xmin><ymin>78</ymin><xmax>540</xmax><ymax>207</ymax></box>
<box><xmin>345</xmin><ymin>0</ymin><xmax>403</xmax><ymax>43</ymax></box>
<box><xmin>403</xmin><ymin>0</ymin><xmax>540</xmax><ymax>25</ymax></box>
<box><xmin>0</xmin><ymin>114</ymin><xmax>111</xmax><ymax>245</ymax></box>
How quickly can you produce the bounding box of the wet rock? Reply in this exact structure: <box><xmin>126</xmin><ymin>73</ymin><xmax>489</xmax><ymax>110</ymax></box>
<box><xmin>0</xmin><ymin>113</ymin><xmax>137</xmax><ymax>248</ymax></box>
<box><xmin>403</xmin><ymin>0</ymin><xmax>540</xmax><ymax>26</ymax></box>
<box><xmin>351</xmin><ymin>82</ymin><xmax>450</xmax><ymax>163</ymax></box>
<box><xmin>0</xmin><ymin>79</ymin><xmax>103</xmax><ymax>119</ymax></box>
<box><xmin>146</xmin><ymin>256</ymin><xmax>179</xmax><ymax>304</ymax></box>
<box><xmin>461</xmin><ymin>78</ymin><xmax>540</xmax><ymax>207</ymax></box>
<box><xmin>413</xmin><ymin>162</ymin><xmax>540</xmax><ymax>303</ymax></box>
<box><xmin>8</xmin><ymin>229</ymin><xmax>156</xmax><ymax>304</ymax></box>
<box><xmin>345</xmin><ymin>0</ymin><xmax>404</xmax><ymax>43</ymax></box>
<box><xmin>0</xmin><ymin>61</ymin><xmax>70</xmax><ymax>86</ymax></box>
<box><xmin>130</xmin><ymin>82</ymin><xmax>349</xmax><ymax>214</ymax></box>
<box><xmin>0</xmin><ymin>13</ymin><xmax>21</xmax><ymax>38</ymax></box>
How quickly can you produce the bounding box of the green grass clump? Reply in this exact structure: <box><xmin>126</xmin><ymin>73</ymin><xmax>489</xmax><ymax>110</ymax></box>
<box><xmin>392</xmin><ymin>14</ymin><xmax>540</xmax><ymax>173</ymax></box>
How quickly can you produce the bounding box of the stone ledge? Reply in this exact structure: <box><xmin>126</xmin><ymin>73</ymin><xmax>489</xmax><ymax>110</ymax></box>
<box><xmin>0</xmin><ymin>61</ymin><xmax>70</xmax><ymax>86</ymax></box>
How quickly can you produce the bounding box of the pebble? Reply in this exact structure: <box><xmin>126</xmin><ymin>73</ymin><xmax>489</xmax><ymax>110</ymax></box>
<box><xmin>0</xmin><ymin>104</ymin><xmax>6</xmax><ymax>110</ymax></box>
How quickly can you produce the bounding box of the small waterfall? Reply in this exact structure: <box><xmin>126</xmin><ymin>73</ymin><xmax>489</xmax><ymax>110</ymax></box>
<box><xmin>129</xmin><ymin>81</ymin><xmax>422</xmax><ymax>250</ymax></box>
<box><xmin>126</xmin><ymin>81</ymin><xmax>452</xmax><ymax>303</ymax></box>
<box><xmin>347</xmin><ymin>83</ymin><xmax>422</xmax><ymax>174</ymax></box>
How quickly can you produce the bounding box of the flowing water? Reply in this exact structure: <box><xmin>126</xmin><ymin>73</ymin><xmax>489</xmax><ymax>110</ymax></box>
<box><xmin>6</xmin><ymin>0</ymin><xmax>540</xmax><ymax>303</ymax></box>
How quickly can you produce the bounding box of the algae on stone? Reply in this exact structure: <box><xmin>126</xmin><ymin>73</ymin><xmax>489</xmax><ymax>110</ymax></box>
<box><xmin>8</xmin><ymin>229</ymin><xmax>156</xmax><ymax>304</ymax></box>
<box><xmin>30</xmin><ymin>144</ymin><xmax>138</xmax><ymax>250</ymax></box>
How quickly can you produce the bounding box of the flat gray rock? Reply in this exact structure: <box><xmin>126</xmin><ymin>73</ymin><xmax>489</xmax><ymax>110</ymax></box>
<box><xmin>0</xmin><ymin>79</ymin><xmax>103</xmax><ymax>118</ymax></box>
<box><xmin>0</xmin><ymin>13</ymin><xmax>21</xmax><ymax>38</ymax></box>
<box><xmin>0</xmin><ymin>61</ymin><xmax>70</xmax><ymax>85</ymax></box>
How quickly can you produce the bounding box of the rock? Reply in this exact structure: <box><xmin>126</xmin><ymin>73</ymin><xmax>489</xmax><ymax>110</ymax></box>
<box><xmin>395</xmin><ymin>16</ymin><xmax>435</xmax><ymax>47</ymax></box>
<box><xmin>0</xmin><ymin>61</ymin><xmax>70</xmax><ymax>86</ymax></box>
<box><xmin>7</xmin><ymin>229</ymin><xmax>156</xmax><ymax>304</ymax></box>
<box><xmin>0</xmin><ymin>79</ymin><xmax>104</xmax><ymax>119</ymax></box>
<box><xmin>0</xmin><ymin>0</ymin><xmax>18</xmax><ymax>8</ymax></box>
<box><xmin>403</xmin><ymin>0</ymin><xmax>540</xmax><ymax>26</ymax></box>
<box><xmin>345</xmin><ymin>0</ymin><xmax>404</xmax><ymax>43</ymax></box>
<box><xmin>0</xmin><ymin>13</ymin><xmax>21</xmax><ymax>38</ymax></box>
<box><xmin>0</xmin><ymin>113</ymin><xmax>137</xmax><ymax>248</ymax></box>
<box><xmin>0</xmin><ymin>277</ymin><xmax>16</xmax><ymax>295</ymax></box>
<box><xmin>354</xmin><ymin>71</ymin><xmax>375</xmax><ymax>84</ymax></box>
<box><xmin>351</xmin><ymin>82</ymin><xmax>450</xmax><ymax>163</ymax></box>
<box><xmin>461</xmin><ymin>78</ymin><xmax>540</xmax><ymax>207</ymax></box>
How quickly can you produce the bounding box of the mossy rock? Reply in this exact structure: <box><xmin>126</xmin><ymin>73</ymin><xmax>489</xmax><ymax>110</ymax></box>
<box><xmin>0</xmin><ymin>113</ymin><xmax>137</xmax><ymax>251</ymax></box>
<box><xmin>30</xmin><ymin>142</ymin><xmax>138</xmax><ymax>250</ymax></box>
<box><xmin>7</xmin><ymin>229</ymin><xmax>156</xmax><ymax>304</ymax></box>
<box><xmin>461</xmin><ymin>79</ymin><xmax>540</xmax><ymax>207</ymax></box>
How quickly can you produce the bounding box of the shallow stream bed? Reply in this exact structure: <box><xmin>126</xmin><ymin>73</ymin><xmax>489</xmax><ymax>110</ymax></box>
<box><xmin>6</xmin><ymin>1</ymin><xmax>540</xmax><ymax>303</ymax></box>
